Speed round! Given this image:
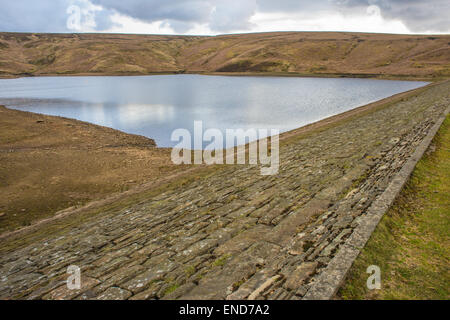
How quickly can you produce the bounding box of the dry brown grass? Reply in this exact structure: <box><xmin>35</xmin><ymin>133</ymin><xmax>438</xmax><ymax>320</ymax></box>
<box><xmin>0</xmin><ymin>105</ymin><xmax>192</xmax><ymax>233</ymax></box>
<box><xmin>0</xmin><ymin>32</ymin><xmax>449</xmax><ymax>79</ymax></box>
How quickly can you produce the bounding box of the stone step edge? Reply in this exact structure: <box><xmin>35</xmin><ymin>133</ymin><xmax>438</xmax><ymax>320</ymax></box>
<box><xmin>303</xmin><ymin>105</ymin><xmax>450</xmax><ymax>300</ymax></box>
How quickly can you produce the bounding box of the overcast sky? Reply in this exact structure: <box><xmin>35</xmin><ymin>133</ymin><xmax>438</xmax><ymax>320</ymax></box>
<box><xmin>1</xmin><ymin>0</ymin><xmax>449</xmax><ymax>35</ymax></box>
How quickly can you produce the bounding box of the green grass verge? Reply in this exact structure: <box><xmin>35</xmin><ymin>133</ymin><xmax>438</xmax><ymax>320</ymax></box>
<box><xmin>339</xmin><ymin>116</ymin><xmax>450</xmax><ymax>300</ymax></box>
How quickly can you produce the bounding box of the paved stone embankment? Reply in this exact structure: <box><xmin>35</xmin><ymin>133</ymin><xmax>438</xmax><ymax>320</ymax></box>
<box><xmin>0</xmin><ymin>81</ymin><xmax>449</xmax><ymax>300</ymax></box>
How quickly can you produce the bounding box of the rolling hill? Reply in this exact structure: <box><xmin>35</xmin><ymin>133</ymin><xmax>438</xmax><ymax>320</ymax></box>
<box><xmin>0</xmin><ymin>31</ymin><xmax>449</xmax><ymax>79</ymax></box>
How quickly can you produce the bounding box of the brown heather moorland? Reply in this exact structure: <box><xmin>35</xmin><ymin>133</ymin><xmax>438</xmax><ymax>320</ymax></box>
<box><xmin>0</xmin><ymin>32</ymin><xmax>449</xmax><ymax>79</ymax></box>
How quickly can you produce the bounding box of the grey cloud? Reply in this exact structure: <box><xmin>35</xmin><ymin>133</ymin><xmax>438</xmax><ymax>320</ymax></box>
<box><xmin>256</xmin><ymin>0</ymin><xmax>333</xmax><ymax>12</ymax></box>
<box><xmin>209</xmin><ymin>0</ymin><xmax>257</xmax><ymax>32</ymax></box>
<box><xmin>93</xmin><ymin>7</ymin><xmax>119</xmax><ymax>31</ymax></box>
<box><xmin>90</xmin><ymin>0</ymin><xmax>217</xmax><ymax>33</ymax></box>
<box><xmin>91</xmin><ymin>0</ymin><xmax>258</xmax><ymax>33</ymax></box>
<box><xmin>91</xmin><ymin>0</ymin><xmax>214</xmax><ymax>23</ymax></box>
<box><xmin>0</xmin><ymin>0</ymin><xmax>70</xmax><ymax>32</ymax></box>
<box><xmin>163</xmin><ymin>20</ymin><xmax>197</xmax><ymax>34</ymax></box>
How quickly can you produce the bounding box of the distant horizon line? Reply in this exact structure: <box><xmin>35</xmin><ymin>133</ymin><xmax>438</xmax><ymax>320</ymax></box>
<box><xmin>1</xmin><ymin>30</ymin><xmax>449</xmax><ymax>37</ymax></box>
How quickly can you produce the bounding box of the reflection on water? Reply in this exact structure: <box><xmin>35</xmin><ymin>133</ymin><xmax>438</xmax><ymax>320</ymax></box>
<box><xmin>79</xmin><ymin>103</ymin><xmax>176</xmax><ymax>129</ymax></box>
<box><xmin>0</xmin><ymin>75</ymin><xmax>428</xmax><ymax>147</ymax></box>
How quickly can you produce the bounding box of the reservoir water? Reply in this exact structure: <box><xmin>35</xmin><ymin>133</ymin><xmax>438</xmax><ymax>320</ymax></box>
<box><xmin>0</xmin><ymin>75</ymin><xmax>428</xmax><ymax>147</ymax></box>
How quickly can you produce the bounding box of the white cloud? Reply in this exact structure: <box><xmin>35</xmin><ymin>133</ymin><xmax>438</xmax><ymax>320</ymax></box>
<box><xmin>106</xmin><ymin>13</ymin><xmax>175</xmax><ymax>34</ymax></box>
<box><xmin>248</xmin><ymin>7</ymin><xmax>411</xmax><ymax>35</ymax></box>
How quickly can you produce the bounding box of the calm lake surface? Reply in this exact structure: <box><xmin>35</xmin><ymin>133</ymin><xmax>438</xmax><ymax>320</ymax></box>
<box><xmin>0</xmin><ymin>75</ymin><xmax>428</xmax><ymax>147</ymax></box>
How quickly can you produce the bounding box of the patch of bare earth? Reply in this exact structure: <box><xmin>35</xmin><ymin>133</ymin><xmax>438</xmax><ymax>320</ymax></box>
<box><xmin>0</xmin><ymin>105</ymin><xmax>193</xmax><ymax>233</ymax></box>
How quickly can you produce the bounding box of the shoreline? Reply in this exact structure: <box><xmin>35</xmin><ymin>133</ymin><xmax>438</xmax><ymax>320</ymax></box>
<box><xmin>0</xmin><ymin>71</ymin><xmax>442</xmax><ymax>82</ymax></box>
